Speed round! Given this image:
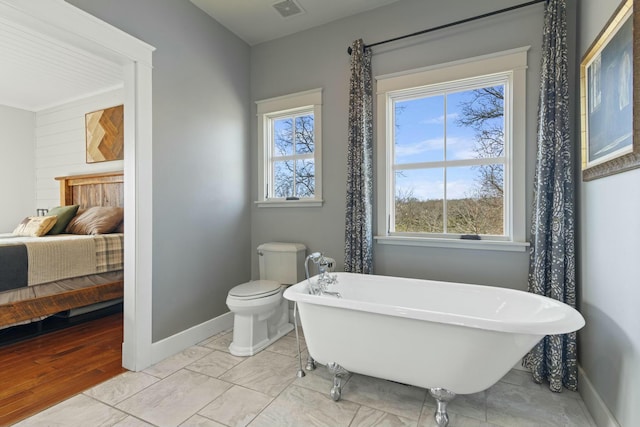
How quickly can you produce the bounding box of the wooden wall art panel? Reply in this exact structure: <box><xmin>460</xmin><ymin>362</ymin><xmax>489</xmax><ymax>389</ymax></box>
<box><xmin>85</xmin><ymin>104</ymin><xmax>124</xmax><ymax>163</ymax></box>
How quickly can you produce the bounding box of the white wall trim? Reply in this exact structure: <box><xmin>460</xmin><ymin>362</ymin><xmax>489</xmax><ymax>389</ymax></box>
<box><xmin>150</xmin><ymin>312</ymin><xmax>234</xmax><ymax>365</ymax></box>
<box><xmin>579</xmin><ymin>365</ymin><xmax>621</xmax><ymax>427</ymax></box>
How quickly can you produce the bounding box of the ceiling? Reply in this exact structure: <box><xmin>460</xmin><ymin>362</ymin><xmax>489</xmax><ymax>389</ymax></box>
<box><xmin>0</xmin><ymin>1</ymin><xmax>401</xmax><ymax>111</ymax></box>
<box><xmin>190</xmin><ymin>0</ymin><xmax>403</xmax><ymax>46</ymax></box>
<box><xmin>0</xmin><ymin>14</ymin><xmax>123</xmax><ymax>112</ymax></box>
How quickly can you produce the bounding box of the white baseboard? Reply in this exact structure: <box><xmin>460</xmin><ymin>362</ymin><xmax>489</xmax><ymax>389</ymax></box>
<box><xmin>579</xmin><ymin>365</ymin><xmax>621</xmax><ymax>427</ymax></box>
<box><xmin>149</xmin><ymin>311</ymin><xmax>234</xmax><ymax>366</ymax></box>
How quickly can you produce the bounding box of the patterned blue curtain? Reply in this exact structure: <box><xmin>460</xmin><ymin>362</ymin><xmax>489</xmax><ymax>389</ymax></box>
<box><xmin>524</xmin><ymin>0</ymin><xmax>578</xmax><ymax>392</ymax></box>
<box><xmin>344</xmin><ymin>39</ymin><xmax>373</xmax><ymax>274</ymax></box>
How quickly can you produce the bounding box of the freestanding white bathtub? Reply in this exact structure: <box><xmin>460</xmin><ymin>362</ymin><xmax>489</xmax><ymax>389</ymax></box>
<box><xmin>283</xmin><ymin>272</ymin><xmax>585</xmax><ymax>427</ymax></box>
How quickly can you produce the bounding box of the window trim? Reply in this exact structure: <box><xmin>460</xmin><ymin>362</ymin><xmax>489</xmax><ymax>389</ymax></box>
<box><xmin>256</xmin><ymin>88</ymin><xmax>323</xmax><ymax>207</ymax></box>
<box><xmin>375</xmin><ymin>47</ymin><xmax>530</xmax><ymax>250</ymax></box>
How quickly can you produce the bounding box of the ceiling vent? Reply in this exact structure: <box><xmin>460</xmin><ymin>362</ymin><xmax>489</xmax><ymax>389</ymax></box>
<box><xmin>272</xmin><ymin>0</ymin><xmax>305</xmax><ymax>18</ymax></box>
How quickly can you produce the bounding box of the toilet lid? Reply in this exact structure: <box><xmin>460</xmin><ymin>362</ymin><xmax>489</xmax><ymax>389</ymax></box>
<box><xmin>229</xmin><ymin>280</ymin><xmax>281</xmax><ymax>298</ymax></box>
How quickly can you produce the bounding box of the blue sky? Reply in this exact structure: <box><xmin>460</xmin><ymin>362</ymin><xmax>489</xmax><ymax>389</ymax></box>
<box><xmin>393</xmin><ymin>89</ymin><xmax>503</xmax><ymax>200</ymax></box>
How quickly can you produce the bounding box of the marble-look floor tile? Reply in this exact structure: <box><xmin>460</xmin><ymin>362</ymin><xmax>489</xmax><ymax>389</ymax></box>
<box><xmin>143</xmin><ymin>345</ymin><xmax>212</xmax><ymax>378</ymax></box>
<box><xmin>84</xmin><ymin>371</ymin><xmax>160</xmax><ymax>406</ymax></box>
<box><xmin>198</xmin><ymin>329</ymin><xmax>232</xmax><ymax>346</ymax></box>
<box><xmin>423</xmin><ymin>390</ymin><xmax>487</xmax><ymax>422</ymax></box>
<box><xmin>201</xmin><ymin>331</ymin><xmax>234</xmax><ymax>353</ymax></box>
<box><xmin>180</xmin><ymin>414</ymin><xmax>227</xmax><ymax>427</ymax></box>
<box><xmin>341</xmin><ymin>374</ymin><xmax>426</xmax><ymax>421</ymax></box>
<box><xmin>293</xmin><ymin>363</ymin><xmax>352</xmax><ymax>396</ymax></box>
<box><xmin>578</xmin><ymin>399</ymin><xmax>598</xmax><ymax>427</ymax></box>
<box><xmin>112</xmin><ymin>416</ymin><xmax>156</xmax><ymax>427</ymax></box>
<box><xmin>14</xmin><ymin>394</ymin><xmax>128</xmax><ymax>427</ymax></box>
<box><xmin>498</xmin><ymin>369</ymin><xmax>541</xmax><ymax>390</ymax></box>
<box><xmin>248</xmin><ymin>384</ymin><xmax>360</xmax><ymax>427</ymax></box>
<box><xmin>265</xmin><ymin>335</ymin><xmax>307</xmax><ymax>358</ymax></box>
<box><xmin>116</xmin><ymin>369</ymin><xmax>232</xmax><ymax>427</ymax></box>
<box><xmin>499</xmin><ymin>369</ymin><xmax>583</xmax><ymax>401</ymax></box>
<box><xmin>486</xmin><ymin>381</ymin><xmax>594</xmax><ymax>427</ymax></box>
<box><xmin>219</xmin><ymin>350</ymin><xmax>298</xmax><ymax>397</ymax></box>
<box><xmin>286</xmin><ymin>324</ymin><xmax>305</xmax><ymax>338</ymax></box>
<box><xmin>351</xmin><ymin>405</ymin><xmax>418</xmax><ymax>427</ymax></box>
<box><xmin>187</xmin><ymin>349</ymin><xmax>245</xmax><ymax>378</ymax></box>
<box><xmin>419</xmin><ymin>407</ymin><xmax>501</xmax><ymax>427</ymax></box>
<box><xmin>199</xmin><ymin>385</ymin><xmax>273</xmax><ymax>427</ymax></box>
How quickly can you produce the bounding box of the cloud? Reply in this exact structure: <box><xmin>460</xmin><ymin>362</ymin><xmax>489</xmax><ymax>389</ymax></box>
<box><xmin>421</xmin><ymin>112</ymin><xmax>459</xmax><ymax>125</ymax></box>
<box><xmin>395</xmin><ymin>138</ymin><xmax>443</xmax><ymax>158</ymax></box>
<box><xmin>395</xmin><ymin>135</ymin><xmax>479</xmax><ymax>161</ymax></box>
<box><xmin>446</xmin><ymin>178</ymin><xmax>476</xmax><ymax>199</ymax></box>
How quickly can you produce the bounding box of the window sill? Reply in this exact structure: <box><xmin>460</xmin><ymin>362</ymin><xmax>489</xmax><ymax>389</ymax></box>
<box><xmin>374</xmin><ymin>235</ymin><xmax>529</xmax><ymax>252</ymax></box>
<box><xmin>255</xmin><ymin>199</ymin><xmax>324</xmax><ymax>208</ymax></box>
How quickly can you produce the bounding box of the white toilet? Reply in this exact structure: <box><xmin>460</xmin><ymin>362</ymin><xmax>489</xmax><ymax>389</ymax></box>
<box><xmin>226</xmin><ymin>242</ymin><xmax>306</xmax><ymax>356</ymax></box>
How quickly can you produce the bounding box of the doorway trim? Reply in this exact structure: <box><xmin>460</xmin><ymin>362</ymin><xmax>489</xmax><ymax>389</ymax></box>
<box><xmin>0</xmin><ymin>0</ymin><xmax>154</xmax><ymax>370</ymax></box>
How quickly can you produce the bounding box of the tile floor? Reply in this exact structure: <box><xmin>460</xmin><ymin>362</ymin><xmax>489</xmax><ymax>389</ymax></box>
<box><xmin>15</xmin><ymin>329</ymin><xmax>597</xmax><ymax>427</ymax></box>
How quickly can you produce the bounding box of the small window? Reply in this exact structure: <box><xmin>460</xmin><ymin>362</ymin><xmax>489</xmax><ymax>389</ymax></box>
<box><xmin>257</xmin><ymin>89</ymin><xmax>322</xmax><ymax>207</ymax></box>
<box><xmin>376</xmin><ymin>48</ymin><xmax>529</xmax><ymax>249</ymax></box>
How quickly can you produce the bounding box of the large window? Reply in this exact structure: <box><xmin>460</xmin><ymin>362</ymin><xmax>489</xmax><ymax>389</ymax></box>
<box><xmin>376</xmin><ymin>48</ymin><xmax>528</xmax><ymax>250</ymax></box>
<box><xmin>256</xmin><ymin>89</ymin><xmax>322</xmax><ymax>207</ymax></box>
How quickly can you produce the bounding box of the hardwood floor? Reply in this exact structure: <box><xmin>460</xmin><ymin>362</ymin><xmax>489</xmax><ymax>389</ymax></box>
<box><xmin>0</xmin><ymin>312</ymin><xmax>125</xmax><ymax>426</ymax></box>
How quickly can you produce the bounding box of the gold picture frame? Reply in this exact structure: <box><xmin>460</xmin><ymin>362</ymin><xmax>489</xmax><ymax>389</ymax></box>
<box><xmin>580</xmin><ymin>0</ymin><xmax>639</xmax><ymax>181</ymax></box>
<box><xmin>85</xmin><ymin>104</ymin><xmax>124</xmax><ymax>164</ymax></box>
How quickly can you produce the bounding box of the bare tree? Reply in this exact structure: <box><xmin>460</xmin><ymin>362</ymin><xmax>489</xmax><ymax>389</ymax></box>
<box><xmin>456</xmin><ymin>86</ymin><xmax>505</xmax><ymax>198</ymax></box>
<box><xmin>394</xmin><ymin>187</ymin><xmax>443</xmax><ymax>233</ymax></box>
<box><xmin>273</xmin><ymin>115</ymin><xmax>315</xmax><ymax>198</ymax></box>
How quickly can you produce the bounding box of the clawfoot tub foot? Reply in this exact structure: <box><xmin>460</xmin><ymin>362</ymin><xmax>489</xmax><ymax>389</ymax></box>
<box><xmin>305</xmin><ymin>355</ymin><xmax>316</xmax><ymax>371</ymax></box>
<box><xmin>327</xmin><ymin>363</ymin><xmax>349</xmax><ymax>401</ymax></box>
<box><xmin>429</xmin><ymin>388</ymin><xmax>456</xmax><ymax>427</ymax></box>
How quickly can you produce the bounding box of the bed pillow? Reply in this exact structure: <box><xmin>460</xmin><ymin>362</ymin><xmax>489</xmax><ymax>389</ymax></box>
<box><xmin>46</xmin><ymin>205</ymin><xmax>80</xmax><ymax>235</ymax></box>
<box><xmin>13</xmin><ymin>215</ymin><xmax>58</xmax><ymax>237</ymax></box>
<box><xmin>66</xmin><ymin>206</ymin><xmax>124</xmax><ymax>235</ymax></box>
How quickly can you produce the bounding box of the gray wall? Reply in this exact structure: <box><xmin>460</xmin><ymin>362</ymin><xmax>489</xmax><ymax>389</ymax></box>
<box><xmin>0</xmin><ymin>105</ymin><xmax>34</xmax><ymax>231</ymax></box>
<box><xmin>577</xmin><ymin>1</ymin><xmax>640</xmax><ymax>425</ymax></box>
<box><xmin>250</xmin><ymin>0</ymin><xmax>545</xmax><ymax>290</ymax></box>
<box><xmin>66</xmin><ymin>0</ymin><xmax>252</xmax><ymax>341</ymax></box>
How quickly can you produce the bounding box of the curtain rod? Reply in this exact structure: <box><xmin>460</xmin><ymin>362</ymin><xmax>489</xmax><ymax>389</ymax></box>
<box><xmin>347</xmin><ymin>0</ymin><xmax>547</xmax><ymax>55</ymax></box>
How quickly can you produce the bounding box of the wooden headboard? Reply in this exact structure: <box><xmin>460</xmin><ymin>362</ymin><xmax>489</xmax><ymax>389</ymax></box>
<box><xmin>55</xmin><ymin>171</ymin><xmax>124</xmax><ymax>208</ymax></box>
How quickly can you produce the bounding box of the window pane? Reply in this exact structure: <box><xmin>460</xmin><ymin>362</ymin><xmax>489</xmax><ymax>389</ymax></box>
<box><xmin>274</xmin><ymin>118</ymin><xmax>293</xmax><ymax>156</ymax></box>
<box><xmin>273</xmin><ymin>160</ymin><xmax>294</xmax><ymax>198</ymax></box>
<box><xmin>295</xmin><ymin>159</ymin><xmax>315</xmax><ymax>197</ymax></box>
<box><xmin>394</xmin><ymin>96</ymin><xmax>445</xmax><ymax>164</ymax></box>
<box><xmin>446</xmin><ymin>86</ymin><xmax>504</xmax><ymax>161</ymax></box>
<box><xmin>295</xmin><ymin>114</ymin><xmax>314</xmax><ymax>154</ymax></box>
<box><xmin>394</xmin><ymin>168</ymin><xmax>444</xmax><ymax>233</ymax></box>
<box><xmin>446</xmin><ymin>165</ymin><xmax>504</xmax><ymax>235</ymax></box>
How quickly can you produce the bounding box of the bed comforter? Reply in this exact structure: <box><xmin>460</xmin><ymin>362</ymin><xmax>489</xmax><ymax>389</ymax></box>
<box><xmin>0</xmin><ymin>233</ymin><xmax>123</xmax><ymax>292</ymax></box>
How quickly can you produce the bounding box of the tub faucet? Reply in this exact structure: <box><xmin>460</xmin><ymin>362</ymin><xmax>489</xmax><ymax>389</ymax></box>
<box><xmin>305</xmin><ymin>252</ymin><xmax>323</xmax><ymax>295</ymax></box>
<box><xmin>305</xmin><ymin>252</ymin><xmax>340</xmax><ymax>297</ymax></box>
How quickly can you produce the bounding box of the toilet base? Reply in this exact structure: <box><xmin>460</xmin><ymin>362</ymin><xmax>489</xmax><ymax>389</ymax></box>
<box><xmin>227</xmin><ymin>293</ymin><xmax>294</xmax><ymax>357</ymax></box>
<box><xmin>229</xmin><ymin>321</ymin><xmax>293</xmax><ymax>356</ymax></box>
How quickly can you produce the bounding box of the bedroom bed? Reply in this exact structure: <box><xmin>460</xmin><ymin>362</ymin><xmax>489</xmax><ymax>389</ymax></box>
<box><xmin>0</xmin><ymin>171</ymin><xmax>124</xmax><ymax>331</ymax></box>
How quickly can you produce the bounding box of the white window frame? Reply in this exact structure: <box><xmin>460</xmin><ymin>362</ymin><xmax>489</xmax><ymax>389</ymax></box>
<box><xmin>375</xmin><ymin>47</ymin><xmax>530</xmax><ymax>251</ymax></box>
<box><xmin>256</xmin><ymin>88</ymin><xmax>323</xmax><ymax>207</ymax></box>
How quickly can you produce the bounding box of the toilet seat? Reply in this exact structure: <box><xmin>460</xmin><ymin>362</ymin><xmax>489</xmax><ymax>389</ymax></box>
<box><xmin>229</xmin><ymin>280</ymin><xmax>281</xmax><ymax>300</ymax></box>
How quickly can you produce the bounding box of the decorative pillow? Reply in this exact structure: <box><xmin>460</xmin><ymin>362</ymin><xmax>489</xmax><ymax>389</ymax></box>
<box><xmin>46</xmin><ymin>205</ymin><xmax>80</xmax><ymax>235</ymax></box>
<box><xmin>66</xmin><ymin>206</ymin><xmax>124</xmax><ymax>235</ymax></box>
<box><xmin>13</xmin><ymin>216</ymin><xmax>58</xmax><ymax>237</ymax></box>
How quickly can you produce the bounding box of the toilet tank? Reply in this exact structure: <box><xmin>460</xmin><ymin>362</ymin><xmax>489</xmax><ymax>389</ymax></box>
<box><xmin>258</xmin><ymin>242</ymin><xmax>306</xmax><ymax>285</ymax></box>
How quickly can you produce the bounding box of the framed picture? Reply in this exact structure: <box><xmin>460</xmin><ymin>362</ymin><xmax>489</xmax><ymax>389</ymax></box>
<box><xmin>580</xmin><ymin>0</ymin><xmax>639</xmax><ymax>181</ymax></box>
<box><xmin>85</xmin><ymin>104</ymin><xmax>124</xmax><ymax>164</ymax></box>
